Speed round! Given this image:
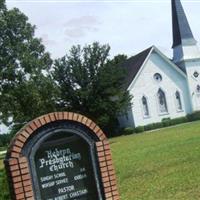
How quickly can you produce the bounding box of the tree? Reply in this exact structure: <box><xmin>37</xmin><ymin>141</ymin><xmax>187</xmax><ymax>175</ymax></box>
<box><xmin>0</xmin><ymin>0</ymin><xmax>58</xmax><ymax>129</ymax></box>
<box><xmin>53</xmin><ymin>42</ymin><xmax>131</xmax><ymax>135</ymax></box>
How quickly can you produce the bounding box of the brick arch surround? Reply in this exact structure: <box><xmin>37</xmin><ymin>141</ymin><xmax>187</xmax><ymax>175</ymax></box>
<box><xmin>4</xmin><ymin>112</ymin><xmax>120</xmax><ymax>200</ymax></box>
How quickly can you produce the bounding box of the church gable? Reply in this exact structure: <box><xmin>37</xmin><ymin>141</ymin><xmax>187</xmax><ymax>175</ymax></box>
<box><xmin>126</xmin><ymin>46</ymin><xmax>186</xmax><ymax>91</ymax></box>
<box><xmin>122</xmin><ymin>46</ymin><xmax>153</xmax><ymax>89</ymax></box>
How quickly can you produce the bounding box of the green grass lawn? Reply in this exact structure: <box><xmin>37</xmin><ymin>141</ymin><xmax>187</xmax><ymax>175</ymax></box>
<box><xmin>110</xmin><ymin>121</ymin><xmax>200</xmax><ymax>200</ymax></box>
<box><xmin>0</xmin><ymin>121</ymin><xmax>200</xmax><ymax>199</ymax></box>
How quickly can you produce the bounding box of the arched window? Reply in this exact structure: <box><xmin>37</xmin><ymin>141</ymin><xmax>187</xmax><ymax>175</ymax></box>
<box><xmin>197</xmin><ymin>85</ymin><xmax>200</xmax><ymax>94</ymax></box>
<box><xmin>175</xmin><ymin>91</ymin><xmax>182</xmax><ymax>111</ymax></box>
<box><xmin>142</xmin><ymin>96</ymin><xmax>149</xmax><ymax>117</ymax></box>
<box><xmin>157</xmin><ymin>89</ymin><xmax>168</xmax><ymax>113</ymax></box>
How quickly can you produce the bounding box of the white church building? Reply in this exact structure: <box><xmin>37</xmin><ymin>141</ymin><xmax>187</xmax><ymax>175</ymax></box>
<box><xmin>119</xmin><ymin>0</ymin><xmax>200</xmax><ymax>128</ymax></box>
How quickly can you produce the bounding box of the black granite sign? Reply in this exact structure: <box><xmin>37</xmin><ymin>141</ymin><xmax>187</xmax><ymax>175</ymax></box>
<box><xmin>33</xmin><ymin>132</ymin><xmax>99</xmax><ymax>200</ymax></box>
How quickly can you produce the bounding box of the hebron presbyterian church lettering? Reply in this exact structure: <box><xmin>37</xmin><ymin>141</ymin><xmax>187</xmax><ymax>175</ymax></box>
<box><xmin>119</xmin><ymin>0</ymin><xmax>200</xmax><ymax>128</ymax></box>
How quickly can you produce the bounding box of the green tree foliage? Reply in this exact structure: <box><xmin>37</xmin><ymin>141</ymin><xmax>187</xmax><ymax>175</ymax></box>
<box><xmin>0</xmin><ymin>0</ymin><xmax>58</xmax><ymax>128</ymax></box>
<box><xmin>0</xmin><ymin>169</ymin><xmax>10</xmax><ymax>200</ymax></box>
<box><xmin>0</xmin><ymin>134</ymin><xmax>11</xmax><ymax>147</ymax></box>
<box><xmin>53</xmin><ymin>42</ymin><xmax>131</xmax><ymax>135</ymax></box>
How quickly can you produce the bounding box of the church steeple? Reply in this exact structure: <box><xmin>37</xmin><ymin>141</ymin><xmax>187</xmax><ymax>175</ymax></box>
<box><xmin>171</xmin><ymin>0</ymin><xmax>200</xmax><ymax>70</ymax></box>
<box><xmin>172</xmin><ymin>0</ymin><xmax>196</xmax><ymax>48</ymax></box>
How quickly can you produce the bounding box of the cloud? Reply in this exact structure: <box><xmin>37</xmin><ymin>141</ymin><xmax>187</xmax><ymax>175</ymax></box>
<box><xmin>64</xmin><ymin>15</ymin><xmax>100</xmax><ymax>38</ymax></box>
<box><xmin>41</xmin><ymin>34</ymin><xmax>57</xmax><ymax>46</ymax></box>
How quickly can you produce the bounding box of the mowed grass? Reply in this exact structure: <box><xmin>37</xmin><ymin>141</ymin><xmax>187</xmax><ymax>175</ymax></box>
<box><xmin>0</xmin><ymin>122</ymin><xmax>200</xmax><ymax>199</ymax></box>
<box><xmin>0</xmin><ymin>155</ymin><xmax>4</xmax><ymax>170</ymax></box>
<box><xmin>110</xmin><ymin>121</ymin><xmax>200</xmax><ymax>200</ymax></box>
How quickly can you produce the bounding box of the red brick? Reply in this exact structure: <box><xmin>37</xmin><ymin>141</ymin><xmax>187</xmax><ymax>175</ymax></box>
<box><xmin>25</xmin><ymin>191</ymin><xmax>34</xmax><ymax>198</ymax></box>
<box><xmin>13</xmin><ymin>176</ymin><xmax>22</xmax><ymax>183</ymax></box>
<box><xmin>20</xmin><ymin>130</ymin><xmax>30</xmax><ymax>138</ymax></box>
<box><xmin>77</xmin><ymin>114</ymin><xmax>83</xmax><ymax>122</ymax></box>
<box><xmin>13</xmin><ymin>182</ymin><xmax>23</xmax><ymax>189</ymax></box>
<box><xmin>34</xmin><ymin>119</ymin><xmax>42</xmax><ymax>128</ymax></box>
<box><xmin>81</xmin><ymin>117</ymin><xmax>88</xmax><ymax>124</ymax></box>
<box><xmin>20</xmin><ymin>168</ymin><xmax>29</xmax><ymax>175</ymax></box>
<box><xmin>10</xmin><ymin>164</ymin><xmax>19</xmax><ymax>171</ymax></box>
<box><xmin>98</xmin><ymin>152</ymin><xmax>105</xmax><ymax>157</ymax></box>
<box><xmin>96</xmin><ymin>146</ymin><xmax>104</xmax><ymax>152</ymax></box>
<box><xmin>100</xmin><ymin>166</ymin><xmax>108</xmax><ymax>172</ymax></box>
<box><xmin>85</xmin><ymin>119</ymin><xmax>92</xmax><ymax>127</ymax></box>
<box><xmin>103</xmin><ymin>182</ymin><xmax>111</xmax><ymax>188</ymax></box>
<box><xmin>18</xmin><ymin>157</ymin><xmax>27</xmax><ymax>164</ymax></box>
<box><xmin>11</xmin><ymin>170</ymin><xmax>20</xmax><ymax>177</ymax></box>
<box><xmin>89</xmin><ymin>122</ymin><xmax>96</xmax><ymax>130</ymax></box>
<box><xmin>22</xmin><ymin>174</ymin><xmax>30</xmax><ymax>181</ymax></box>
<box><xmin>58</xmin><ymin>112</ymin><xmax>63</xmax><ymax>120</ymax></box>
<box><xmin>8</xmin><ymin>159</ymin><xmax>18</xmax><ymax>166</ymax></box>
<box><xmin>49</xmin><ymin>113</ymin><xmax>56</xmax><ymax>121</ymax></box>
<box><xmin>39</xmin><ymin>117</ymin><xmax>46</xmax><ymax>125</ymax></box>
<box><xmin>17</xmin><ymin>135</ymin><xmax>26</xmax><ymax>143</ymax></box>
<box><xmin>28</xmin><ymin>122</ymin><xmax>38</xmax><ymax>131</ymax></box>
<box><xmin>96</xmin><ymin>141</ymin><xmax>103</xmax><ymax>147</ymax></box>
<box><xmin>63</xmin><ymin>112</ymin><xmax>69</xmax><ymax>120</ymax></box>
<box><xmin>93</xmin><ymin>126</ymin><xmax>101</xmax><ymax>134</ymax></box>
<box><xmin>105</xmin><ymin>192</ymin><xmax>112</xmax><ymax>198</ymax></box>
<box><xmin>102</xmin><ymin>177</ymin><xmax>110</xmax><ymax>183</ymax></box>
<box><xmin>19</xmin><ymin>163</ymin><xmax>28</xmax><ymax>169</ymax></box>
<box><xmin>12</xmin><ymin>146</ymin><xmax>21</xmax><ymax>153</ymax></box>
<box><xmin>22</xmin><ymin>180</ymin><xmax>32</xmax><ymax>187</ymax></box>
<box><xmin>68</xmin><ymin>112</ymin><xmax>73</xmax><ymax>120</ymax></box>
<box><xmin>14</xmin><ymin>187</ymin><xmax>24</xmax><ymax>195</ymax></box>
<box><xmin>73</xmin><ymin>113</ymin><xmax>78</xmax><ymax>121</ymax></box>
<box><xmin>25</xmin><ymin>126</ymin><xmax>33</xmax><ymax>134</ymax></box>
<box><xmin>44</xmin><ymin>115</ymin><xmax>51</xmax><ymax>123</ymax></box>
<box><xmin>14</xmin><ymin>140</ymin><xmax>23</xmax><ymax>148</ymax></box>
<box><xmin>24</xmin><ymin>185</ymin><xmax>33</xmax><ymax>192</ymax></box>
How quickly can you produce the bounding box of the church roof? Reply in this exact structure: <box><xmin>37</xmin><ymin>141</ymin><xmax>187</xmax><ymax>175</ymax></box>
<box><xmin>172</xmin><ymin>0</ymin><xmax>197</xmax><ymax>48</ymax></box>
<box><xmin>122</xmin><ymin>46</ymin><xmax>187</xmax><ymax>89</ymax></box>
<box><xmin>123</xmin><ymin>46</ymin><xmax>152</xmax><ymax>89</ymax></box>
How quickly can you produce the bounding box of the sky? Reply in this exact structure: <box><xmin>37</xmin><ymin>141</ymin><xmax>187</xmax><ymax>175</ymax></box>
<box><xmin>1</xmin><ymin>0</ymin><xmax>200</xmax><ymax>133</ymax></box>
<box><xmin>5</xmin><ymin>0</ymin><xmax>200</xmax><ymax>59</ymax></box>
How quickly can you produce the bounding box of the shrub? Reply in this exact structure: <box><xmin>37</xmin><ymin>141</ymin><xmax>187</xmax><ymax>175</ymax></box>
<box><xmin>162</xmin><ymin>118</ymin><xmax>171</xmax><ymax>127</ymax></box>
<box><xmin>152</xmin><ymin>122</ymin><xmax>163</xmax><ymax>129</ymax></box>
<box><xmin>123</xmin><ymin>127</ymin><xmax>135</xmax><ymax>135</ymax></box>
<box><xmin>144</xmin><ymin>123</ymin><xmax>155</xmax><ymax>131</ymax></box>
<box><xmin>170</xmin><ymin>116</ymin><xmax>188</xmax><ymax>125</ymax></box>
<box><xmin>0</xmin><ymin>169</ymin><xmax>10</xmax><ymax>200</ymax></box>
<box><xmin>187</xmin><ymin>111</ymin><xmax>200</xmax><ymax>122</ymax></box>
<box><xmin>135</xmin><ymin>126</ymin><xmax>144</xmax><ymax>133</ymax></box>
<box><xmin>144</xmin><ymin>122</ymin><xmax>163</xmax><ymax>131</ymax></box>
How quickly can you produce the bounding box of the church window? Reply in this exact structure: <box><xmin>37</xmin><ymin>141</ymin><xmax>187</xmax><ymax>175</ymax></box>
<box><xmin>175</xmin><ymin>91</ymin><xmax>182</xmax><ymax>111</ymax></box>
<box><xmin>157</xmin><ymin>89</ymin><xmax>168</xmax><ymax>113</ymax></box>
<box><xmin>194</xmin><ymin>71</ymin><xmax>199</xmax><ymax>78</ymax></box>
<box><xmin>154</xmin><ymin>73</ymin><xmax>162</xmax><ymax>82</ymax></box>
<box><xmin>196</xmin><ymin>85</ymin><xmax>200</xmax><ymax>94</ymax></box>
<box><xmin>142</xmin><ymin>96</ymin><xmax>149</xmax><ymax>117</ymax></box>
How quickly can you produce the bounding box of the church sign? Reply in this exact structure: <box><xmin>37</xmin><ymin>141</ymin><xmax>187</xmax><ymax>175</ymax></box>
<box><xmin>4</xmin><ymin>112</ymin><xmax>119</xmax><ymax>200</ymax></box>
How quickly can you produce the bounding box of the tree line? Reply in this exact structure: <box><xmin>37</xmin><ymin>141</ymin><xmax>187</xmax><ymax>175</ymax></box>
<box><xmin>0</xmin><ymin>0</ymin><xmax>131</xmax><ymax>141</ymax></box>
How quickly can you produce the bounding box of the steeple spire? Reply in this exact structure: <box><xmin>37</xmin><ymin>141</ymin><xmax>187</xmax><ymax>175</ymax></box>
<box><xmin>172</xmin><ymin>0</ymin><xmax>196</xmax><ymax>48</ymax></box>
<box><xmin>171</xmin><ymin>0</ymin><xmax>200</xmax><ymax>69</ymax></box>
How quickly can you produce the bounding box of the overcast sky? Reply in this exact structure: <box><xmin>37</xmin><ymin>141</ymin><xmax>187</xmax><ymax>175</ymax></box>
<box><xmin>1</xmin><ymin>0</ymin><xmax>200</xmax><ymax>133</ymax></box>
<box><xmin>5</xmin><ymin>0</ymin><xmax>200</xmax><ymax>59</ymax></box>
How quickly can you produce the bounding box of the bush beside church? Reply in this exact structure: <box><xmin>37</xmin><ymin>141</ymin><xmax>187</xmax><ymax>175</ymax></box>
<box><xmin>122</xmin><ymin>111</ymin><xmax>200</xmax><ymax>135</ymax></box>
